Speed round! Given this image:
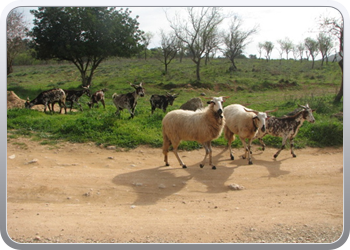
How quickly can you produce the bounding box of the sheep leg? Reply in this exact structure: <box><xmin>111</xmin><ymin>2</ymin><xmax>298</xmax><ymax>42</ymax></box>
<box><xmin>239</xmin><ymin>137</ymin><xmax>248</xmax><ymax>159</ymax></box>
<box><xmin>224</xmin><ymin>126</ymin><xmax>235</xmax><ymax>160</ymax></box>
<box><xmin>247</xmin><ymin>139</ymin><xmax>253</xmax><ymax>165</ymax></box>
<box><xmin>274</xmin><ymin>136</ymin><xmax>288</xmax><ymax>158</ymax></box>
<box><xmin>240</xmin><ymin>138</ymin><xmax>253</xmax><ymax>165</ymax></box>
<box><xmin>162</xmin><ymin>134</ymin><xmax>171</xmax><ymax>166</ymax></box>
<box><xmin>200</xmin><ymin>141</ymin><xmax>214</xmax><ymax>169</ymax></box>
<box><xmin>207</xmin><ymin>141</ymin><xmax>216</xmax><ymax>170</ymax></box>
<box><xmin>173</xmin><ymin>144</ymin><xmax>186</xmax><ymax>168</ymax></box>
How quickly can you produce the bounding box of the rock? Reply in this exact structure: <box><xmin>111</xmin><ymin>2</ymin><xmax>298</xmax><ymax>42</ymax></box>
<box><xmin>228</xmin><ymin>183</ymin><xmax>244</xmax><ymax>190</ymax></box>
<box><xmin>8</xmin><ymin>154</ymin><xmax>15</xmax><ymax>159</ymax></box>
<box><xmin>106</xmin><ymin>146</ymin><xmax>116</xmax><ymax>150</ymax></box>
<box><xmin>28</xmin><ymin>159</ymin><xmax>38</xmax><ymax>164</ymax></box>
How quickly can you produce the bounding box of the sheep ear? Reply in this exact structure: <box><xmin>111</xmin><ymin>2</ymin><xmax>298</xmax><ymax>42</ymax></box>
<box><xmin>207</xmin><ymin>101</ymin><xmax>213</xmax><ymax>105</ymax></box>
<box><xmin>244</xmin><ymin>108</ymin><xmax>255</xmax><ymax>113</ymax></box>
<box><xmin>222</xmin><ymin>96</ymin><xmax>230</xmax><ymax>102</ymax></box>
<box><xmin>265</xmin><ymin>107</ymin><xmax>278</xmax><ymax>114</ymax></box>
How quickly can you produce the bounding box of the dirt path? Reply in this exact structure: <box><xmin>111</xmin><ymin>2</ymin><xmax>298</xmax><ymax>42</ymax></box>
<box><xmin>6</xmin><ymin>136</ymin><xmax>343</xmax><ymax>244</ymax></box>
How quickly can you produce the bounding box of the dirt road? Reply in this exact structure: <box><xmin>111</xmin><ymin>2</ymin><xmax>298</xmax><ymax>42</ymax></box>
<box><xmin>6</xmin><ymin>136</ymin><xmax>343</xmax><ymax>244</ymax></box>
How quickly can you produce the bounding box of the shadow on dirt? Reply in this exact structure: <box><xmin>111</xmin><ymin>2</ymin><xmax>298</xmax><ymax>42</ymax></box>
<box><xmin>112</xmin><ymin>147</ymin><xmax>291</xmax><ymax>206</ymax></box>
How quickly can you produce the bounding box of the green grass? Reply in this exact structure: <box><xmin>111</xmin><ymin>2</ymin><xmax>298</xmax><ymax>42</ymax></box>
<box><xmin>7</xmin><ymin>57</ymin><xmax>343</xmax><ymax>150</ymax></box>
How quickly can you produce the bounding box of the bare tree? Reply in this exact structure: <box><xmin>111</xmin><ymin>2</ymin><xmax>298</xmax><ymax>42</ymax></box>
<box><xmin>222</xmin><ymin>16</ymin><xmax>258</xmax><ymax>71</ymax></box>
<box><xmin>7</xmin><ymin>9</ymin><xmax>28</xmax><ymax>75</ymax></box>
<box><xmin>304</xmin><ymin>37</ymin><xmax>319</xmax><ymax>69</ymax></box>
<box><xmin>317</xmin><ymin>33</ymin><xmax>333</xmax><ymax>66</ymax></box>
<box><xmin>296</xmin><ymin>42</ymin><xmax>305</xmax><ymax>62</ymax></box>
<box><xmin>168</xmin><ymin>7</ymin><xmax>224</xmax><ymax>81</ymax></box>
<box><xmin>155</xmin><ymin>30</ymin><xmax>178</xmax><ymax>74</ymax></box>
<box><xmin>204</xmin><ymin>28</ymin><xmax>220</xmax><ymax>65</ymax></box>
<box><xmin>277</xmin><ymin>37</ymin><xmax>293</xmax><ymax>60</ymax></box>
<box><xmin>292</xmin><ymin>45</ymin><xmax>298</xmax><ymax>61</ymax></box>
<box><xmin>142</xmin><ymin>32</ymin><xmax>153</xmax><ymax>60</ymax></box>
<box><xmin>257</xmin><ymin>43</ymin><xmax>263</xmax><ymax>60</ymax></box>
<box><xmin>318</xmin><ymin>14</ymin><xmax>343</xmax><ymax>102</ymax></box>
<box><xmin>262</xmin><ymin>41</ymin><xmax>274</xmax><ymax>61</ymax></box>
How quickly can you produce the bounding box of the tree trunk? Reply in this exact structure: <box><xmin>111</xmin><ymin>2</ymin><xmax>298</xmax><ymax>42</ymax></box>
<box><xmin>334</xmin><ymin>59</ymin><xmax>343</xmax><ymax>102</ymax></box>
<box><xmin>196</xmin><ymin>61</ymin><xmax>201</xmax><ymax>81</ymax></box>
<box><xmin>7</xmin><ymin>64</ymin><xmax>13</xmax><ymax>75</ymax></box>
<box><xmin>164</xmin><ymin>63</ymin><xmax>168</xmax><ymax>75</ymax></box>
<box><xmin>81</xmin><ymin>71</ymin><xmax>93</xmax><ymax>87</ymax></box>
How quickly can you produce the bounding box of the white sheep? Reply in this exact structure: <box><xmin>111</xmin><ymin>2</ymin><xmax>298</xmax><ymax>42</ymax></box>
<box><xmin>162</xmin><ymin>96</ymin><xmax>227</xmax><ymax>170</ymax></box>
<box><xmin>223</xmin><ymin>104</ymin><xmax>277</xmax><ymax>165</ymax></box>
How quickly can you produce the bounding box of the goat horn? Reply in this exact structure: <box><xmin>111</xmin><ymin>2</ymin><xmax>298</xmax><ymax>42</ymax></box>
<box><xmin>265</xmin><ymin>107</ymin><xmax>278</xmax><ymax>113</ymax></box>
<box><xmin>298</xmin><ymin>104</ymin><xmax>307</xmax><ymax>109</ymax></box>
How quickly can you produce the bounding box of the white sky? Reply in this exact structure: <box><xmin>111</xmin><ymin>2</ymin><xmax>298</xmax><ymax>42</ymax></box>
<box><xmin>12</xmin><ymin>6</ymin><xmax>344</xmax><ymax>59</ymax></box>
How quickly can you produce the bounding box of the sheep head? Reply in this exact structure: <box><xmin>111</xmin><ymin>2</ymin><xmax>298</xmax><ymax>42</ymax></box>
<box><xmin>244</xmin><ymin>108</ymin><xmax>268</xmax><ymax>132</ymax></box>
<box><xmin>206</xmin><ymin>96</ymin><xmax>228</xmax><ymax>118</ymax></box>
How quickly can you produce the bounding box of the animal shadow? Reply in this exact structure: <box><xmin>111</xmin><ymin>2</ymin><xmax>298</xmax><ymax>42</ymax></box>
<box><xmin>112</xmin><ymin>166</ymin><xmax>192</xmax><ymax>206</ymax></box>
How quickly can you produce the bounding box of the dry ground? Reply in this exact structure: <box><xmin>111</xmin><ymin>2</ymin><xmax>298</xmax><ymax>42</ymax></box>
<box><xmin>6</xmin><ymin>136</ymin><xmax>343</xmax><ymax>244</ymax></box>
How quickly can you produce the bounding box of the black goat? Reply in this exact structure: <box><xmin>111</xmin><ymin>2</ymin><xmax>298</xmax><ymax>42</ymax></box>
<box><xmin>150</xmin><ymin>93</ymin><xmax>177</xmax><ymax>114</ymax></box>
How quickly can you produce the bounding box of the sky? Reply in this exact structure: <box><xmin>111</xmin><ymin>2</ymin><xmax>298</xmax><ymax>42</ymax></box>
<box><xmin>15</xmin><ymin>6</ymin><xmax>342</xmax><ymax>60</ymax></box>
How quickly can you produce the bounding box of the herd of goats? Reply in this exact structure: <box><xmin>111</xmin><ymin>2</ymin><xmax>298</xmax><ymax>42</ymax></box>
<box><xmin>24</xmin><ymin>82</ymin><xmax>316</xmax><ymax>170</ymax></box>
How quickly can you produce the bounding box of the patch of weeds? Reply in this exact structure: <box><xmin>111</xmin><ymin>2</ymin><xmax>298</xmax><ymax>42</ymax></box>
<box><xmin>12</xmin><ymin>142</ymin><xmax>28</xmax><ymax>150</ymax></box>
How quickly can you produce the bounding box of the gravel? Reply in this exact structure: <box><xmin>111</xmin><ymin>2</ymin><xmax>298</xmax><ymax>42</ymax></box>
<box><xmin>11</xmin><ymin>224</ymin><xmax>343</xmax><ymax>244</ymax></box>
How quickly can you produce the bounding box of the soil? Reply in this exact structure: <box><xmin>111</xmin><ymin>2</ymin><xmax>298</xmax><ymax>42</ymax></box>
<box><xmin>6</xmin><ymin>136</ymin><xmax>343</xmax><ymax>244</ymax></box>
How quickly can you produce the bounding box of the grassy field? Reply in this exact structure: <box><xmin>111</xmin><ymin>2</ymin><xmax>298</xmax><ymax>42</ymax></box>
<box><xmin>7</xmin><ymin>57</ymin><xmax>343</xmax><ymax>150</ymax></box>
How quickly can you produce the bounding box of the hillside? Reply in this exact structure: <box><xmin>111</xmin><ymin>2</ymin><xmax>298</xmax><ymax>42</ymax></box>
<box><xmin>7</xmin><ymin>57</ymin><xmax>343</xmax><ymax>149</ymax></box>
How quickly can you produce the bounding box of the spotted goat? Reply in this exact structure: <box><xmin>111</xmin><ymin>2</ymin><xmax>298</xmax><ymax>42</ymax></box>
<box><xmin>254</xmin><ymin>104</ymin><xmax>315</xmax><ymax>158</ymax></box>
<box><xmin>88</xmin><ymin>89</ymin><xmax>106</xmax><ymax>109</ymax></box>
<box><xmin>63</xmin><ymin>86</ymin><xmax>91</xmax><ymax>111</ymax></box>
<box><xmin>112</xmin><ymin>82</ymin><xmax>145</xmax><ymax>119</ymax></box>
<box><xmin>150</xmin><ymin>93</ymin><xmax>177</xmax><ymax>114</ymax></box>
<box><xmin>25</xmin><ymin>88</ymin><xmax>67</xmax><ymax>114</ymax></box>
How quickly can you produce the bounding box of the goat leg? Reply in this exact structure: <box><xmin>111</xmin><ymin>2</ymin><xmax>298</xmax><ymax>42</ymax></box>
<box><xmin>274</xmin><ymin>137</ymin><xmax>288</xmax><ymax>158</ymax></box>
<box><xmin>290</xmin><ymin>138</ymin><xmax>297</xmax><ymax>157</ymax></box>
